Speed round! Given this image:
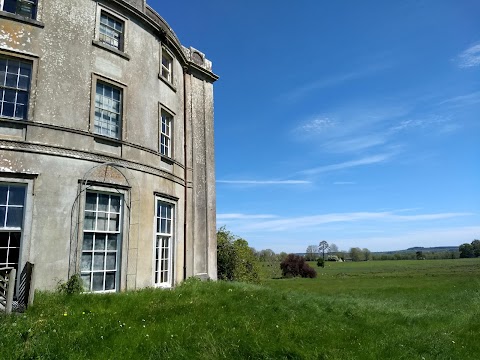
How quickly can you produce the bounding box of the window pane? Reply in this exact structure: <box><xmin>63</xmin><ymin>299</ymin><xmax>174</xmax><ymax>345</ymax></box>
<box><xmin>0</xmin><ymin>248</ymin><xmax>7</xmax><ymax>266</ymax></box>
<box><xmin>0</xmin><ymin>187</ymin><xmax>7</xmax><ymax>205</ymax></box>
<box><xmin>92</xmin><ymin>273</ymin><xmax>104</xmax><ymax>291</ymax></box>
<box><xmin>97</xmin><ymin>212</ymin><xmax>107</xmax><ymax>231</ymax></box>
<box><xmin>0</xmin><ymin>207</ymin><xmax>5</xmax><ymax>227</ymax></box>
<box><xmin>81</xmin><ymin>274</ymin><xmax>91</xmax><ymax>291</ymax></box>
<box><xmin>18</xmin><ymin>76</ymin><xmax>29</xmax><ymax>90</ymax></box>
<box><xmin>8</xmin><ymin>186</ymin><xmax>25</xmax><ymax>205</ymax></box>
<box><xmin>84</xmin><ymin>212</ymin><xmax>95</xmax><ymax>230</ymax></box>
<box><xmin>105</xmin><ymin>272</ymin><xmax>115</xmax><ymax>290</ymax></box>
<box><xmin>8</xmin><ymin>246</ymin><xmax>19</xmax><ymax>265</ymax></box>
<box><xmin>9</xmin><ymin>232</ymin><xmax>20</xmax><ymax>247</ymax></box>
<box><xmin>160</xmin><ymin>219</ymin><xmax>166</xmax><ymax>233</ymax></box>
<box><xmin>110</xmin><ymin>196</ymin><xmax>120</xmax><ymax>212</ymax></box>
<box><xmin>85</xmin><ymin>193</ymin><xmax>97</xmax><ymax>211</ymax></box>
<box><xmin>93</xmin><ymin>253</ymin><xmax>105</xmax><ymax>270</ymax></box>
<box><xmin>108</xmin><ymin>213</ymin><xmax>118</xmax><ymax>232</ymax></box>
<box><xmin>4</xmin><ymin>89</ymin><xmax>16</xmax><ymax>102</ymax></box>
<box><xmin>95</xmin><ymin>237</ymin><xmax>105</xmax><ymax>250</ymax></box>
<box><xmin>98</xmin><ymin>194</ymin><xmax>109</xmax><ymax>212</ymax></box>
<box><xmin>81</xmin><ymin>254</ymin><xmax>92</xmax><ymax>271</ymax></box>
<box><xmin>3</xmin><ymin>0</ymin><xmax>17</xmax><ymax>14</ymax></box>
<box><xmin>15</xmin><ymin>104</ymin><xmax>26</xmax><ymax>119</ymax></box>
<box><xmin>83</xmin><ymin>233</ymin><xmax>93</xmax><ymax>250</ymax></box>
<box><xmin>2</xmin><ymin>102</ymin><xmax>14</xmax><ymax>117</ymax></box>
<box><xmin>5</xmin><ymin>73</ymin><xmax>17</xmax><ymax>87</ymax></box>
<box><xmin>107</xmin><ymin>235</ymin><xmax>117</xmax><ymax>250</ymax></box>
<box><xmin>0</xmin><ymin>232</ymin><xmax>9</xmax><ymax>245</ymax></box>
<box><xmin>6</xmin><ymin>207</ymin><xmax>23</xmax><ymax>227</ymax></box>
<box><xmin>19</xmin><ymin>62</ymin><xmax>31</xmax><ymax>77</ymax></box>
<box><xmin>106</xmin><ymin>253</ymin><xmax>116</xmax><ymax>270</ymax></box>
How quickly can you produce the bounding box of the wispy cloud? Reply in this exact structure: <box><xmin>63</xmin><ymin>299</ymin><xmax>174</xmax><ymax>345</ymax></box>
<box><xmin>217</xmin><ymin>180</ymin><xmax>311</xmax><ymax>185</ymax></box>
<box><xmin>234</xmin><ymin>211</ymin><xmax>473</xmax><ymax>232</ymax></box>
<box><xmin>296</xmin><ymin>117</ymin><xmax>336</xmax><ymax>133</ymax></box>
<box><xmin>457</xmin><ymin>42</ymin><xmax>480</xmax><ymax>68</ymax></box>
<box><xmin>299</xmin><ymin>153</ymin><xmax>393</xmax><ymax>176</ymax></box>
<box><xmin>281</xmin><ymin>63</ymin><xmax>392</xmax><ymax>102</ymax></box>
<box><xmin>437</xmin><ymin>91</ymin><xmax>480</xmax><ymax>108</ymax></box>
<box><xmin>217</xmin><ymin>213</ymin><xmax>277</xmax><ymax>221</ymax></box>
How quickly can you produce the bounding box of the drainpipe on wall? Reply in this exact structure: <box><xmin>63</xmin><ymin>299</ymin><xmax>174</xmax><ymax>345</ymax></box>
<box><xmin>183</xmin><ymin>66</ymin><xmax>188</xmax><ymax>280</ymax></box>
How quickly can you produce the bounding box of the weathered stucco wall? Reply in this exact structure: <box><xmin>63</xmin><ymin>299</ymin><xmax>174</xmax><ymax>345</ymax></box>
<box><xmin>0</xmin><ymin>0</ymin><xmax>217</xmax><ymax>292</ymax></box>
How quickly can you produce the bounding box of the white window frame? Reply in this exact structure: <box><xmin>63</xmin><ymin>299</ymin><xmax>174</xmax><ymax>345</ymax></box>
<box><xmin>160</xmin><ymin>110</ymin><xmax>172</xmax><ymax>157</ymax></box>
<box><xmin>153</xmin><ymin>197</ymin><xmax>175</xmax><ymax>288</ymax></box>
<box><xmin>94</xmin><ymin>6</ymin><xmax>128</xmax><ymax>53</ymax></box>
<box><xmin>81</xmin><ymin>191</ymin><xmax>123</xmax><ymax>293</ymax></box>
<box><xmin>0</xmin><ymin>184</ymin><xmax>26</xmax><ymax>270</ymax></box>
<box><xmin>0</xmin><ymin>54</ymin><xmax>32</xmax><ymax>120</ymax></box>
<box><xmin>160</xmin><ymin>48</ymin><xmax>173</xmax><ymax>84</ymax></box>
<box><xmin>90</xmin><ymin>74</ymin><xmax>126</xmax><ymax>141</ymax></box>
<box><xmin>0</xmin><ymin>0</ymin><xmax>38</xmax><ymax>19</ymax></box>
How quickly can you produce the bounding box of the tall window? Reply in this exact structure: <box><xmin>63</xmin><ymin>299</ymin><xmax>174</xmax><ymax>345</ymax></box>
<box><xmin>0</xmin><ymin>56</ymin><xmax>32</xmax><ymax>120</ymax></box>
<box><xmin>94</xmin><ymin>81</ymin><xmax>122</xmax><ymax>139</ymax></box>
<box><xmin>0</xmin><ymin>184</ymin><xmax>26</xmax><ymax>273</ymax></box>
<box><xmin>99</xmin><ymin>11</ymin><xmax>124</xmax><ymax>51</ymax></box>
<box><xmin>154</xmin><ymin>199</ymin><xmax>174</xmax><ymax>287</ymax></box>
<box><xmin>160</xmin><ymin>49</ymin><xmax>173</xmax><ymax>83</ymax></box>
<box><xmin>0</xmin><ymin>0</ymin><xmax>37</xmax><ymax>19</ymax></box>
<box><xmin>82</xmin><ymin>192</ymin><xmax>122</xmax><ymax>292</ymax></box>
<box><xmin>160</xmin><ymin>111</ymin><xmax>172</xmax><ymax>157</ymax></box>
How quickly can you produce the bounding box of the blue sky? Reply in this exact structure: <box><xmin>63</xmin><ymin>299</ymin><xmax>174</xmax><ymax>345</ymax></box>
<box><xmin>150</xmin><ymin>0</ymin><xmax>480</xmax><ymax>252</ymax></box>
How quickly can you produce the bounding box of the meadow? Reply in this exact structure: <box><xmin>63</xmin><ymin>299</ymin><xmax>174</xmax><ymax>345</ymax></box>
<box><xmin>1</xmin><ymin>258</ymin><xmax>479</xmax><ymax>359</ymax></box>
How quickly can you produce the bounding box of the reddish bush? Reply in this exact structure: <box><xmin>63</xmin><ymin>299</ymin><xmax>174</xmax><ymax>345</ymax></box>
<box><xmin>280</xmin><ymin>254</ymin><xmax>317</xmax><ymax>278</ymax></box>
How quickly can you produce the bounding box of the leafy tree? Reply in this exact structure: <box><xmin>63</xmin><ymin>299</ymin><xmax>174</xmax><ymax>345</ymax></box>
<box><xmin>349</xmin><ymin>247</ymin><xmax>362</xmax><ymax>262</ymax></box>
<box><xmin>416</xmin><ymin>251</ymin><xmax>424</xmax><ymax>260</ymax></box>
<box><xmin>329</xmin><ymin>243</ymin><xmax>339</xmax><ymax>254</ymax></box>
<box><xmin>459</xmin><ymin>243</ymin><xmax>474</xmax><ymax>258</ymax></box>
<box><xmin>362</xmin><ymin>248</ymin><xmax>371</xmax><ymax>261</ymax></box>
<box><xmin>319</xmin><ymin>240</ymin><xmax>329</xmax><ymax>261</ymax></box>
<box><xmin>232</xmin><ymin>239</ymin><xmax>260</xmax><ymax>283</ymax></box>
<box><xmin>216</xmin><ymin>227</ymin><xmax>260</xmax><ymax>283</ymax></box>
<box><xmin>305</xmin><ymin>245</ymin><xmax>319</xmax><ymax>261</ymax></box>
<box><xmin>277</xmin><ymin>252</ymin><xmax>288</xmax><ymax>261</ymax></box>
<box><xmin>472</xmin><ymin>240</ymin><xmax>480</xmax><ymax>257</ymax></box>
<box><xmin>280</xmin><ymin>254</ymin><xmax>317</xmax><ymax>278</ymax></box>
<box><xmin>258</xmin><ymin>249</ymin><xmax>276</xmax><ymax>262</ymax></box>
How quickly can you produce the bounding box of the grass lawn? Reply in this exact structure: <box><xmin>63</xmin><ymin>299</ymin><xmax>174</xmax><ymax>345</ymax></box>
<box><xmin>1</xmin><ymin>259</ymin><xmax>479</xmax><ymax>359</ymax></box>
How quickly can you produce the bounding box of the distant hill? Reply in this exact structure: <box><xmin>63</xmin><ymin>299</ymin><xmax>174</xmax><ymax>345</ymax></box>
<box><xmin>373</xmin><ymin>246</ymin><xmax>458</xmax><ymax>254</ymax></box>
<box><xmin>296</xmin><ymin>246</ymin><xmax>459</xmax><ymax>257</ymax></box>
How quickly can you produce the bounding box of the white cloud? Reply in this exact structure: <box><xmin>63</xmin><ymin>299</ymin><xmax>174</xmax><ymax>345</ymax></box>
<box><xmin>457</xmin><ymin>42</ymin><xmax>480</xmax><ymax>68</ymax></box>
<box><xmin>437</xmin><ymin>91</ymin><xmax>480</xmax><ymax>108</ymax></box>
<box><xmin>299</xmin><ymin>153</ymin><xmax>393</xmax><ymax>176</ymax></box>
<box><xmin>242</xmin><ymin>211</ymin><xmax>472</xmax><ymax>232</ymax></box>
<box><xmin>297</xmin><ymin>117</ymin><xmax>335</xmax><ymax>133</ymax></box>
<box><xmin>217</xmin><ymin>180</ymin><xmax>311</xmax><ymax>185</ymax></box>
<box><xmin>217</xmin><ymin>213</ymin><xmax>277</xmax><ymax>221</ymax></box>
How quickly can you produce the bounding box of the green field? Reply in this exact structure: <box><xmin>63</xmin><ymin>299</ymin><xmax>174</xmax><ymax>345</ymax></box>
<box><xmin>1</xmin><ymin>259</ymin><xmax>479</xmax><ymax>359</ymax></box>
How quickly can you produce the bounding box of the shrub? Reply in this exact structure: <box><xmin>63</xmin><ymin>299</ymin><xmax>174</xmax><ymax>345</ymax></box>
<box><xmin>217</xmin><ymin>227</ymin><xmax>260</xmax><ymax>283</ymax></box>
<box><xmin>280</xmin><ymin>254</ymin><xmax>317</xmax><ymax>278</ymax></box>
<box><xmin>317</xmin><ymin>258</ymin><xmax>325</xmax><ymax>268</ymax></box>
<box><xmin>57</xmin><ymin>274</ymin><xmax>83</xmax><ymax>294</ymax></box>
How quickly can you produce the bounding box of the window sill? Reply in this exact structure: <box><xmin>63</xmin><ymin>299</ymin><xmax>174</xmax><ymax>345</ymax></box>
<box><xmin>160</xmin><ymin>155</ymin><xmax>174</xmax><ymax>165</ymax></box>
<box><xmin>93</xmin><ymin>134</ymin><xmax>123</xmax><ymax>145</ymax></box>
<box><xmin>0</xmin><ymin>11</ymin><xmax>45</xmax><ymax>28</ymax></box>
<box><xmin>92</xmin><ymin>40</ymin><xmax>130</xmax><ymax>61</ymax></box>
<box><xmin>158</xmin><ymin>73</ymin><xmax>177</xmax><ymax>92</ymax></box>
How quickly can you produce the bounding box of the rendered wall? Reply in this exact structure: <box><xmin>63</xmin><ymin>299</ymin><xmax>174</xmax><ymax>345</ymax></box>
<box><xmin>0</xmin><ymin>0</ymin><xmax>217</xmax><ymax>291</ymax></box>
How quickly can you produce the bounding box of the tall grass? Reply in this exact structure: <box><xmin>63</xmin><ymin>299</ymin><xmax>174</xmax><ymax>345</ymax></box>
<box><xmin>1</xmin><ymin>259</ymin><xmax>479</xmax><ymax>359</ymax></box>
